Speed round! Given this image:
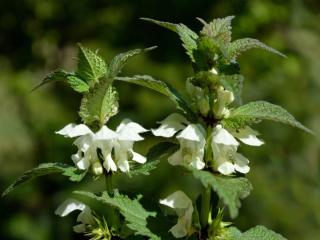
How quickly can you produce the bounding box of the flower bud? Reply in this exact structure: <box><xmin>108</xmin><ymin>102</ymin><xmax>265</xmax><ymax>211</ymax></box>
<box><xmin>92</xmin><ymin>161</ymin><xmax>103</xmax><ymax>175</ymax></box>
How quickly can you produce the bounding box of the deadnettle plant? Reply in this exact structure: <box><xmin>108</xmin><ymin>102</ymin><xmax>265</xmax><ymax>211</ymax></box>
<box><xmin>3</xmin><ymin>16</ymin><xmax>313</xmax><ymax>240</ymax></box>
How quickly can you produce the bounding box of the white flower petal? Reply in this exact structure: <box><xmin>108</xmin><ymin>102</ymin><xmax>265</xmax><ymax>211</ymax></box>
<box><xmin>116</xmin><ymin>119</ymin><xmax>148</xmax><ymax>133</ymax></box>
<box><xmin>117</xmin><ymin>159</ymin><xmax>130</xmax><ymax>172</ymax></box>
<box><xmin>170</xmin><ymin>221</ymin><xmax>188</xmax><ymax>238</ymax></box>
<box><xmin>94</xmin><ymin>125</ymin><xmax>118</xmax><ymax>141</ymax></box>
<box><xmin>71</xmin><ymin>153</ymin><xmax>91</xmax><ymax>170</ymax></box>
<box><xmin>177</xmin><ymin>124</ymin><xmax>205</xmax><ymax>142</ymax></box>
<box><xmin>55</xmin><ymin>124</ymin><xmax>92</xmax><ymax>138</ymax></box>
<box><xmin>159</xmin><ymin>191</ymin><xmax>191</xmax><ymax>209</ymax></box>
<box><xmin>55</xmin><ymin>199</ymin><xmax>86</xmax><ymax>217</ymax></box>
<box><xmin>131</xmin><ymin>150</ymin><xmax>146</xmax><ymax>164</ymax></box>
<box><xmin>77</xmin><ymin>207</ymin><xmax>95</xmax><ymax>225</ymax></box>
<box><xmin>191</xmin><ymin>157</ymin><xmax>206</xmax><ymax>170</ymax></box>
<box><xmin>73</xmin><ymin>224</ymin><xmax>86</xmax><ymax>233</ymax></box>
<box><xmin>152</xmin><ymin>113</ymin><xmax>188</xmax><ymax>138</ymax></box>
<box><xmin>232</xmin><ymin>126</ymin><xmax>264</xmax><ymax>146</ymax></box>
<box><xmin>212</xmin><ymin>125</ymin><xmax>239</xmax><ymax>146</ymax></box>
<box><xmin>168</xmin><ymin>149</ymin><xmax>183</xmax><ymax>166</ymax></box>
<box><xmin>234</xmin><ymin>153</ymin><xmax>250</xmax><ymax>174</ymax></box>
<box><xmin>103</xmin><ymin>152</ymin><xmax>117</xmax><ymax>172</ymax></box>
<box><xmin>217</xmin><ymin>161</ymin><xmax>235</xmax><ymax>175</ymax></box>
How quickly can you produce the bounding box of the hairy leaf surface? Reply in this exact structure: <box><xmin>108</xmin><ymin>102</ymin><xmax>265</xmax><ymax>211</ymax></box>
<box><xmin>75</xmin><ymin>190</ymin><xmax>159</xmax><ymax>239</ymax></box>
<box><xmin>76</xmin><ymin>44</ymin><xmax>107</xmax><ymax>84</ymax></box>
<box><xmin>223</xmin><ymin>101</ymin><xmax>312</xmax><ymax>133</ymax></box>
<box><xmin>191</xmin><ymin>169</ymin><xmax>252</xmax><ymax>218</ymax></box>
<box><xmin>2</xmin><ymin>163</ymin><xmax>86</xmax><ymax>196</ymax></box>
<box><xmin>227</xmin><ymin>225</ymin><xmax>287</xmax><ymax>240</ymax></box>
<box><xmin>115</xmin><ymin>75</ymin><xmax>194</xmax><ymax>116</ymax></box>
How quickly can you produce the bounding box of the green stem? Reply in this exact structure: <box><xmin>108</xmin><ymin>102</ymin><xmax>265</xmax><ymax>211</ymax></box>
<box><xmin>105</xmin><ymin>173</ymin><xmax>113</xmax><ymax>192</ymax></box>
<box><xmin>200</xmin><ymin>186</ymin><xmax>211</xmax><ymax>228</ymax></box>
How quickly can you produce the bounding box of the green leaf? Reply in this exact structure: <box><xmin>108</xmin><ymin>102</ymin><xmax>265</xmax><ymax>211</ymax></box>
<box><xmin>107</xmin><ymin>47</ymin><xmax>156</xmax><ymax>79</ymax></box>
<box><xmin>191</xmin><ymin>169</ymin><xmax>252</xmax><ymax>218</ymax></box>
<box><xmin>141</xmin><ymin>18</ymin><xmax>198</xmax><ymax>62</ymax></box>
<box><xmin>76</xmin><ymin>44</ymin><xmax>107</xmax><ymax>84</ymax></box>
<box><xmin>222</xmin><ymin>101</ymin><xmax>312</xmax><ymax>134</ymax></box>
<box><xmin>75</xmin><ymin>190</ymin><xmax>159</xmax><ymax>239</ymax></box>
<box><xmin>31</xmin><ymin>69</ymin><xmax>70</xmax><ymax>92</ymax></box>
<box><xmin>198</xmin><ymin>16</ymin><xmax>235</xmax><ymax>45</ymax></box>
<box><xmin>227</xmin><ymin>38</ymin><xmax>286</xmax><ymax>62</ymax></box>
<box><xmin>2</xmin><ymin>163</ymin><xmax>86</xmax><ymax>196</ymax></box>
<box><xmin>115</xmin><ymin>75</ymin><xmax>194</xmax><ymax>116</ymax></box>
<box><xmin>218</xmin><ymin>74</ymin><xmax>244</xmax><ymax>105</ymax></box>
<box><xmin>79</xmin><ymin>80</ymin><xmax>118</xmax><ymax>127</ymax></box>
<box><xmin>66</xmin><ymin>75</ymin><xmax>90</xmax><ymax>93</ymax></box>
<box><xmin>129</xmin><ymin>142</ymin><xmax>179</xmax><ymax>177</ymax></box>
<box><xmin>228</xmin><ymin>225</ymin><xmax>287</xmax><ymax>240</ymax></box>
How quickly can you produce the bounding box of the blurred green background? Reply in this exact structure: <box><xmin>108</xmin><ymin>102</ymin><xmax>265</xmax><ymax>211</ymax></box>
<box><xmin>0</xmin><ymin>0</ymin><xmax>319</xmax><ymax>239</ymax></box>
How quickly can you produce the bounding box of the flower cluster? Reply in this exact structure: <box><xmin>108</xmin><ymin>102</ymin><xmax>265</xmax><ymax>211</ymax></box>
<box><xmin>56</xmin><ymin>119</ymin><xmax>148</xmax><ymax>174</ymax></box>
<box><xmin>152</xmin><ymin>114</ymin><xmax>263</xmax><ymax>175</ymax></box>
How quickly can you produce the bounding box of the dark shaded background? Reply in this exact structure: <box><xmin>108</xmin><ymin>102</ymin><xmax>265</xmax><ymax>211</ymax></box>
<box><xmin>0</xmin><ymin>0</ymin><xmax>319</xmax><ymax>239</ymax></box>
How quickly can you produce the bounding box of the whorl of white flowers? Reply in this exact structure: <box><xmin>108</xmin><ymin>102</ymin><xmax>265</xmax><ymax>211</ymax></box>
<box><xmin>56</xmin><ymin>119</ymin><xmax>148</xmax><ymax>174</ymax></box>
<box><xmin>159</xmin><ymin>191</ymin><xmax>194</xmax><ymax>238</ymax></box>
<box><xmin>152</xmin><ymin>111</ymin><xmax>263</xmax><ymax>175</ymax></box>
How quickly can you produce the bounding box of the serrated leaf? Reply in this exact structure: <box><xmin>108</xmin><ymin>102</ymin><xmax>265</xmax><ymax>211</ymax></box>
<box><xmin>227</xmin><ymin>38</ymin><xmax>286</xmax><ymax>62</ymax></box>
<box><xmin>198</xmin><ymin>16</ymin><xmax>235</xmax><ymax>45</ymax></box>
<box><xmin>66</xmin><ymin>75</ymin><xmax>90</xmax><ymax>93</ymax></box>
<box><xmin>228</xmin><ymin>225</ymin><xmax>287</xmax><ymax>240</ymax></box>
<box><xmin>141</xmin><ymin>18</ymin><xmax>198</xmax><ymax>62</ymax></box>
<box><xmin>115</xmin><ymin>75</ymin><xmax>194</xmax><ymax>117</ymax></box>
<box><xmin>75</xmin><ymin>190</ymin><xmax>159</xmax><ymax>239</ymax></box>
<box><xmin>129</xmin><ymin>142</ymin><xmax>179</xmax><ymax>177</ymax></box>
<box><xmin>191</xmin><ymin>169</ymin><xmax>252</xmax><ymax>218</ymax></box>
<box><xmin>79</xmin><ymin>80</ymin><xmax>118</xmax><ymax>127</ymax></box>
<box><xmin>2</xmin><ymin>163</ymin><xmax>86</xmax><ymax>196</ymax></box>
<box><xmin>223</xmin><ymin>101</ymin><xmax>312</xmax><ymax>134</ymax></box>
<box><xmin>31</xmin><ymin>69</ymin><xmax>70</xmax><ymax>92</ymax></box>
<box><xmin>218</xmin><ymin>74</ymin><xmax>244</xmax><ymax>105</ymax></box>
<box><xmin>107</xmin><ymin>47</ymin><xmax>156</xmax><ymax>79</ymax></box>
<box><xmin>76</xmin><ymin>44</ymin><xmax>107</xmax><ymax>84</ymax></box>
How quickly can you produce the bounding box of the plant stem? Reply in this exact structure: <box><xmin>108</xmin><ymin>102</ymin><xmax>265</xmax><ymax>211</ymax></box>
<box><xmin>200</xmin><ymin>186</ymin><xmax>211</xmax><ymax>228</ymax></box>
<box><xmin>105</xmin><ymin>173</ymin><xmax>113</xmax><ymax>192</ymax></box>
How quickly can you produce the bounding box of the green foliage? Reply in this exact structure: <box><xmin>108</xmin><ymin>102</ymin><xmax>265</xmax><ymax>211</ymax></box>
<box><xmin>107</xmin><ymin>47</ymin><xmax>156</xmax><ymax>79</ymax></box>
<box><xmin>227</xmin><ymin>226</ymin><xmax>287</xmax><ymax>240</ymax></box>
<box><xmin>222</xmin><ymin>101</ymin><xmax>312</xmax><ymax>133</ymax></box>
<box><xmin>227</xmin><ymin>38</ymin><xmax>286</xmax><ymax>62</ymax></box>
<box><xmin>76</xmin><ymin>44</ymin><xmax>107</xmax><ymax>85</ymax></box>
<box><xmin>31</xmin><ymin>69</ymin><xmax>71</xmax><ymax>92</ymax></box>
<box><xmin>141</xmin><ymin>18</ymin><xmax>198</xmax><ymax>62</ymax></box>
<box><xmin>66</xmin><ymin>75</ymin><xmax>90</xmax><ymax>93</ymax></box>
<box><xmin>191</xmin><ymin>169</ymin><xmax>252</xmax><ymax>219</ymax></box>
<box><xmin>198</xmin><ymin>16</ymin><xmax>234</xmax><ymax>45</ymax></box>
<box><xmin>79</xmin><ymin>81</ymin><xmax>119</xmax><ymax>127</ymax></box>
<box><xmin>75</xmin><ymin>190</ymin><xmax>159</xmax><ymax>239</ymax></box>
<box><xmin>129</xmin><ymin>142</ymin><xmax>178</xmax><ymax>177</ymax></box>
<box><xmin>115</xmin><ymin>75</ymin><xmax>194</xmax><ymax>116</ymax></box>
<box><xmin>2</xmin><ymin>163</ymin><xmax>86</xmax><ymax>196</ymax></box>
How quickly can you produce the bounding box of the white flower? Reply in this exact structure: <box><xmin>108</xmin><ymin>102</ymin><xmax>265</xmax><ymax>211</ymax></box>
<box><xmin>212</xmin><ymin>86</ymin><xmax>235</xmax><ymax>118</ymax></box>
<box><xmin>55</xmin><ymin>198</ymin><xmax>95</xmax><ymax>233</ymax></box>
<box><xmin>56</xmin><ymin>119</ymin><xmax>148</xmax><ymax>173</ymax></box>
<box><xmin>113</xmin><ymin>119</ymin><xmax>148</xmax><ymax>172</ymax></box>
<box><xmin>159</xmin><ymin>191</ymin><xmax>194</xmax><ymax>238</ymax></box>
<box><xmin>152</xmin><ymin>113</ymin><xmax>206</xmax><ymax>169</ymax></box>
<box><xmin>231</xmin><ymin>126</ymin><xmax>264</xmax><ymax>146</ymax></box>
<box><xmin>211</xmin><ymin>125</ymin><xmax>263</xmax><ymax>175</ymax></box>
<box><xmin>56</xmin><ymin>124</ymin><xmax>99</xmax><ymax>170</ymax></box>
